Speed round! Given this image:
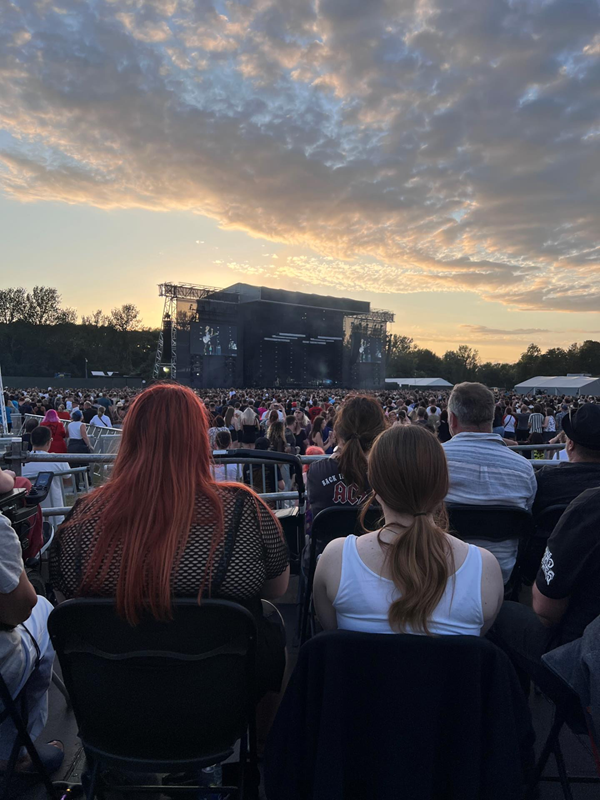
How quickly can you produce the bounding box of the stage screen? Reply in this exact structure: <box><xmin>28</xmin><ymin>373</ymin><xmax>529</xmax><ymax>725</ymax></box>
<box><xmin>190</xmin><ymin>322</ymin><xmax>238</xmax><ymax>356</ymax></box>
<box><xmin>351</xmin><ymin>328</ymin><xmax>383</xmax><ymax>363</ymax></box>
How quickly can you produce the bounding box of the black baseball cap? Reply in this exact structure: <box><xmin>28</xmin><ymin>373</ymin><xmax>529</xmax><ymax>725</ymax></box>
<box><xmin>562</xmin><ymin>404</ymin><xmax>600</xmax><ymax>450</ymax></box>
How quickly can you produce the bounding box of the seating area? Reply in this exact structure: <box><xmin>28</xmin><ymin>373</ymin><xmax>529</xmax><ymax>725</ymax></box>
<box><xmin>2</xmin><ymin>383</ymin><xmax>600</xmax><ymax>799</ymax></box>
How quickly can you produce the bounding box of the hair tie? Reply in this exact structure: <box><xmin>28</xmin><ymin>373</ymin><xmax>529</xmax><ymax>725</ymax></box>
<box><xmin>414</xmin><ymin>512</ymin><xmax>427</xmax><ymax>517</ymax></box>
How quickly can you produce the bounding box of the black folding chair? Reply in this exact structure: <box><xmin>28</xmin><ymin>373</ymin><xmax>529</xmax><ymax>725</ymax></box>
<box><xmin>446</xmin><ymin>504</ymin><xmax>535</xmax><ymax>600</ymax></box>
<box><xmin>48</xmin><ymin>598</ymin><xmax>259</xmax><ymax>799</ymax></box>
<box><xmin>213</xmin><ymin>450</ymin><xmax>306</xmax><ymax>574</ymax></box>
<box><xmin>299</xmin><ymin>505</ymin><xmax>380</xmax><ymax>645</ymax></box>
<box><xmin>528</xmin><ymin>671</ymin><xmax>600</xmax><ymax>799</ymax></box>
<box><xmin>0</xmin><ymin>672</ymin><xmax>58</xmax><ymax>800</ymax></box>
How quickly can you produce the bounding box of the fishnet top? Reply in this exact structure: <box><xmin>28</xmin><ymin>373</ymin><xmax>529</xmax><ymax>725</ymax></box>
<box><xmin>49</xmin><ymin>485</ymin><xmax>289</xmax><ymax>602</ymax></box>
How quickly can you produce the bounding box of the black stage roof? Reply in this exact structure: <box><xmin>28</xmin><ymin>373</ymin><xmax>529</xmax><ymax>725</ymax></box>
<box><xmin>212</xmin><ymin>283</ymin><xmax>371</xmax><ymax>315</ymax></box>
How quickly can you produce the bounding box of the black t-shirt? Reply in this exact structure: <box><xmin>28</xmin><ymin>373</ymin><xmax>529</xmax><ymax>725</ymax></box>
<box><xmin>533</xmin><ymin>462</ymin><xmax>600</xmax><ymax>518</ymax></box>
<box><xmin>82</xmin><ymin>408</ymin><xmax>95</xmax><ymax>424</ymax></box>
<box><xmin>515</xmin><ymin>412</ymin><xmax>530</xmax><ymax>430</ymax></box>
<box><xmin>536</xmin><ymin>486</ymin><xmax>600</xmax><ymax>645</ymax></box>
<box><xmin>294</xmin><ymin>429</ymin><xmax>307</xmax><ymax>454</ymax></box>
<box><xmin>307</xmin><ymin>456</ymin><xmax>370</xmax><ymax>521</ymax></box>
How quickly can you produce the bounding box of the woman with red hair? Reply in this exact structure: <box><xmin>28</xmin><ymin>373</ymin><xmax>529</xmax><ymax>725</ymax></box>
<box><xmin>40</xmin><ymin>409</ymin><xmax>67</xmax><ymax>453</ymax></box>
<box><xmin>50</xmin><ymin>383</ymin><xmax>289</xmax><ymax>699</ymax></box>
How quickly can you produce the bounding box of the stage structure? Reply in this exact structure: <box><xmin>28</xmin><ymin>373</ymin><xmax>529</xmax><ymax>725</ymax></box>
<box><xmin>154</xmin><ymin>282</ymin><xmax>394</xmax><ymax>389</ymax></box>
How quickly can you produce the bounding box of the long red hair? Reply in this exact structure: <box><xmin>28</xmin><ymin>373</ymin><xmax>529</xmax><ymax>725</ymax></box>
<box><xmin>75</xmin><ymin>383</ymin><xmax>224</xmax><ymax>623</ymax></box>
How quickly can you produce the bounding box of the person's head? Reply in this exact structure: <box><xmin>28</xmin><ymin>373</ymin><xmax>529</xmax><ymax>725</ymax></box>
<box><xmin>428</xmin><ymin>406</ymin><xmax>437</xmax><ymax>415</ymax></box>
<box><xmin>214</xmin><ymin>429</ymin><xmax>231</xmax><ymax>450</ymax></box>
<box><xmin>69</xmin><ymin>383</ymin><xmax>275</xmax><ymax>624</ymax></box>
<box><xmin>24</xmin><ymin>419</ymin><xmax>39</xmax><ymax>434</ymax></box>
<box><xmin>58</xmin><ymin>404</ymin><xmax>65</xmax><ymax>412</ymax></box>
<box><xmin>388</xmin><ymin>411</ymin><xmax>397</xmax><ymax>423</ymax></box>
<box><xmin>303</xmin><ymin>444</ymin><xmax>325</xmax><ymax>473</ymax></box>
<box><xmin>285</xmin><ymin>415</ymin><xmax>295</xmax><ymax>429</ymax></box>
<box><xmin>255</xmin><ymin>436</ymin><xmax>270</xmax><ymax>451</ymax></box>
<box><xmin>71</xmin><ymin>409</ymin><xmax>83</xmax><ymax>422</ymax></box>
<box><xmin>242</xmin><ymin>406</ymin><xmax>256</xmax><ymax>425</ymax></box>
<box><xmin>562</xmin><ymin>405</ymin><xmax>600</xmax><ymax>463</ymax></box>
<box><xmin>417</xmin><ymin>407</ymin><xmax>427</xmax><ymax>420</ymax></box>
<box><xmin>214</xmin><ymin>415</ymin><xmax>225</xmax><ymax>428</ymax></box>
<box><xmin>311</xmin><ymin>415</ymin><xmax>326</xmax><ymax>437</ymax></box>
<box><xmin>84</xmin><ymin>401</ymin><xmax>92</xmax><ymax>409</ymax></box>
<box><xmin>268</xmin><ymin>409</ymin><xmax>279</xmax><ymax>426</ymax></box>
<box><xmin>294</xmin><ymin>409</ymin><xmax>306</xmax><ymax>425</ymax></box>
<box><xmin>334</xmin><ymin>395</ymin><xmax>387</xmax><ymax>490</ymax></box>
<box><xmin>448</xmin><ymin>382</ymin><xmax>494</xmax><ymax>435</ymax></box>
<box><xmin>31</xmin><ymin>425</ymin><xmax>52</xmax><ymax>451</ymax></box>
<box><xmin>43</xmin><ymin>409</ymin><xmax>60</xmax><ymax>424</ymax></box>
<box><xmin>532</xmin><ymin>404</ymin><xmax>543</xmax><ymax>414</ymax></box>
<box><xmin>268</xmin><ymin>420</ymin><xmax>286</xmax><ymax>450</ymax></box>
<box><xmin>361</xmin><ymin>424</ymin><xmax>451</xmax><ymax>634</ymax></box>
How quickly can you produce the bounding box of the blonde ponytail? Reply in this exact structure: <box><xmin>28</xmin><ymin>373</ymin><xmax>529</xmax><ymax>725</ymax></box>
<box><xmin>366</xmin><ymin>424</ymin><xmax>454</xmax><ymax>635</ymax></box>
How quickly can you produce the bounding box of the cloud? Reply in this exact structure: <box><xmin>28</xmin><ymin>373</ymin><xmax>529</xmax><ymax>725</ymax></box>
<box><xmin>1</xmin><ymin>0</ymin><xmax>600</xmax><ymax>311</ymax></box>
<box><xmin>459</xmin><ymin>325</ymin><xmax>551</xmax><ymax>337</ymax></box>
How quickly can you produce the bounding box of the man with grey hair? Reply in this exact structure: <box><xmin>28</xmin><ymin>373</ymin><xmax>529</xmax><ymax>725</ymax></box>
<box><xmin>443</xmin><ymin>382</ymin><xmax>537</xmax><ymax>583</ymax></box>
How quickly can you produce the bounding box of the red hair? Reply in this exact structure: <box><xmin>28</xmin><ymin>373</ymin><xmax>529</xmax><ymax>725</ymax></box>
<box><xmin>75</xmin><ymin>383</ymin><xmax>225</xmax><ymax>623</ymax></box>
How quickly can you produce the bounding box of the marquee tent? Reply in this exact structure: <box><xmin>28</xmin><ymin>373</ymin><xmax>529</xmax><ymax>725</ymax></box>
<box><xmin>385</xmin><ymin>377</ymin><xmax>453</xmax><ymax>389</ymax></box>
<box><xmin>514</xmin><ymin>376</ymin><xmax>600</xmax><ymax>396</ymax></box>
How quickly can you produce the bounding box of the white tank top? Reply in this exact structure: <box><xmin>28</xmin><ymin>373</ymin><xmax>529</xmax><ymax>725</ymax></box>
<box><xmin>333</xmin><ymin>535</ymin><xmax>484</xmax><ymax>636</ymax></box>
<box><xmin>67</xmin><ymin>421</ymin><xmax>84</xmax><ymax>440</ymax></box>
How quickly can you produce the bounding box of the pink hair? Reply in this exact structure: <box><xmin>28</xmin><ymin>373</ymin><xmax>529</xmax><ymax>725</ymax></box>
<box><xmin>43</xmin><ymin>409</ymin><xmax>60</xmax><ymax>423</ymax></box>
<box><xmin>303</xmin><ymin>445</ymin><xmax>325</xmax><ymax>473</ymax></box>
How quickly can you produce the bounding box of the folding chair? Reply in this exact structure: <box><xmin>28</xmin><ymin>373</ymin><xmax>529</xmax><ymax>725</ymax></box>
<box><xmin>0</xmin><ymin>672</ymin><xmax>58</xmax><ymax>800</ymax></box>
<box><xmin>445</xmin><ymin>504</ymin><xmax>535</xmax><ymax>600</ymax></box>
<box><xmin>299</xmin><ymin>505</ymin><xmax>380</xmax><ymax>645</ymax></box>
<box><xmin>48</xmin><ymin>598</ymin><xmax>259</xmax><ymax>799</ymax></box>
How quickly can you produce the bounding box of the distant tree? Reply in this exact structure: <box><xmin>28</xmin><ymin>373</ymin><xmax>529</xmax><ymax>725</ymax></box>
<box><xmin>0</xmin><ymin>288</ymin><xmax>27</xmax><ymax>324</ymax></box>
<box><xmin>386</xmin><ymin>334</ymin><xmax>416</xmax><ymax>376</ymax></box>
<box><xmin>442</xmin><ymin>345</ymin><xmax>480</xmax><ymax>384</ymax></box>
<box><xmin>577</xmin><ymin>340</ymin><xmax>600</xmax><ymax>376</ymax></box>
<box><xmin>107</xmin><ymin>304</ymin><xmax>142</xmax><ymax>332</ymax></box>
<box><xmin>413</xmin><ymin>347</ymin><xmax>444</xmax><ymax>378</ymax></box>
<box><xmin>81</xmin><ymin>309</ymin><xmax>108</xmax><ymax>327</ymax></box>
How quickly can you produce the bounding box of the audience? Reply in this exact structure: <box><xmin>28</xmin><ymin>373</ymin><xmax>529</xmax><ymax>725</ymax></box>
<box><xmin>40</xmin><ymin>409</ymin><xmax>67</xmax><ymax>454</ymax></box>
<box><xmin>442</xmin><ymin>383</ymin><xmax>537</xmax><ymax>583</ymax></box>
<box><xmin>313</xmin><ymin>425</ymin><xmax>504</xmax><ymax>635</ymax></box>
<box><xmin>533</xmin><ymin>404</ymin><xmax>600</xmax><ymax>518</ymax></box>
<box><xmin>0</xmin><ymin>512</ymin><xmax>63</xmax><ymax>775</ymax></box>
<box><xmin>22</xmin><ymin>426</ymin><xmax>71</xmax><ymax>528</ymax></box>
<box><xmin>89</xmin><ymin>406</ymin><xmax>111</xmax><ymax>428</ymax></box>
<box><xmin>492</xmin><ymin>485</ymin><xmax>600</xmax><ymax>695</ymax></box>
<box><xmin>307</xmin><ymin>396</ymin><xmax>386</xmax><ymax>521</ymax></box>
<box><xmin>50</xmin><ymin>385</ymin><xmax>289</xmax><ymax>720</ymax></box>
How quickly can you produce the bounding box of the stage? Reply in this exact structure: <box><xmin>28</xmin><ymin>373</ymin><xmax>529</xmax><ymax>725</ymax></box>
<box><xmin>155</xmin><ymin>282</ymin><xmax>394</xmax><ymax>389</ymax></box>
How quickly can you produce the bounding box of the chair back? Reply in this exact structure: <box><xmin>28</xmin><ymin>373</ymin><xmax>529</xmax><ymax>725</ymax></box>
<box><xmin>310</xmin><ymin>504</ymin><xmax>380</xmax><ymax>553</ymax></box>
<box><xmin>265</xmin><ymin>631</ymin><xmax>534</xmax><ymax>800</ymax></box>
<box><xmin>446</xmin><ymin>504</ymin><xmax>534</xmax><ymax>543</ymax></box>
<box><xmin>48</xmin><ymin>598</ymin><xmax>257</xmax><ymax>768</ymax></box>
<box><xmin>535</xmin><ymin>504</ymin><xmax>568</xmax><ymax>537</ymax></box>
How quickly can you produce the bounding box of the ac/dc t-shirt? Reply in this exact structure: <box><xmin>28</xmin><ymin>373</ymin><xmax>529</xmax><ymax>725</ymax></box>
<box><xmin>536</xmin><ymin>485</ymin><xmax>600</xmax><ymax>645</ymax></box>
<box><xmin>306</xmin><ymin>456</ymin><xmax>370</xmax><ymax>520</ymax></box>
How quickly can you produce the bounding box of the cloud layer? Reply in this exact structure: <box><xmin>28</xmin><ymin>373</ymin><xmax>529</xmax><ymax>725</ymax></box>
<box><xmin>2</xmin><ymin>0</ymin><xmax>600</xmax><ymax>311</ymax></box>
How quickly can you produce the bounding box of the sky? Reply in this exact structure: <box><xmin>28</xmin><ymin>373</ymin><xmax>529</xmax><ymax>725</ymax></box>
<box><xmin>2</xmin><ymin>0</ymin><xmax>600</xmax><ymax>363</ymax></box>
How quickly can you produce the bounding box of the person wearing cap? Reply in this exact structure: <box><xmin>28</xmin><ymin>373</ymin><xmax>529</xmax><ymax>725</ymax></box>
<box><xmin>533</xmin><ymin>404</ymin><xmax>600</xmax><ymax>519</ymax></box>
<box><xmin>491</xmin><ymin>483</ymin><xmax>600</xmax><ymax>697</ymax></box>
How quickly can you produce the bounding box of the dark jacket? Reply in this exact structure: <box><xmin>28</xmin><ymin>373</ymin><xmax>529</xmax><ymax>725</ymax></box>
<box><xmin>265</xmin><ymin>631</ymin><xmax>534</xmax><ymax>800</ymax></box>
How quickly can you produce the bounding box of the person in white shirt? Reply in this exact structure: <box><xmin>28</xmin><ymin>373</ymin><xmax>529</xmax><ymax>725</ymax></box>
<box><xmin>89</xmin><ymin>408</ymin><xmax>111</xmax><ymax>428</ymax></box>
<box><xmin>0</xmin><ymin>512</ymin><xmax>62</xmax><ymax>772</ymax></box>
<box><xmin>313</xmin><ymin>424</ymin><xmax>503</xmax><ymax>636</ymax></box>
<box><xmin>442</xmin><ymin>383</ymin><xmax>537</xmax><ymax>584</ymax></box>
<box><xmin>21</xmin><ymin>426</ymin><xmax>70</xmax><ymax>528</ymax></box>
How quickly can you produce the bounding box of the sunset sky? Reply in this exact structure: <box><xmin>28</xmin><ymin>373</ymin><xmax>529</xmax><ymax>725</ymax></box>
<box><xmin>2</xmin><ymin>0</ymin><xmax>600</xmax><ymax>362</ymax></box>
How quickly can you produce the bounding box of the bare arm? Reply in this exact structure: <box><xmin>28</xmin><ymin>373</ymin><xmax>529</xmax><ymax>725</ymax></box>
<box><xmin>0</xmin><ymin>570</ymin><xmax>38</xmax><ymax>627</ymax></box>
<box><xmin>0</xmin><ymin>470</ymin><xmax>16</xmax><ymax>494</ymax></box>
<box><xmin>261</xmin><ymin>565</ymin><xmax>290</xmax><ymax>600</ymax></box>
<box><xmin>479</xmin><ymin>548</ymin><xmax>504</xmax><ymax>635</ymax></box>
<box><xmin>81</xmin><ymin>424</ymin><xmax>91</xmax><ymax>447</ymax></box>
<box><xmin>313</xmin><ymin>538</ymin><xmax>345</xmax><ymax>631</ymax></box>
<box><xmin>532</xmin><ymin>584</ymin><xmax>569</xmax><ymax>627</ymax></box>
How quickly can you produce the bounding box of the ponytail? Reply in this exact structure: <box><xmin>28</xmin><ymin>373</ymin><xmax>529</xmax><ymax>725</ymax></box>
<box><xmin>381</xmin><ymin>516</ymin><xmax>452</xmax><ymax>634</ymax></box>
<box><xmin>365</xmin><ymin>424</ymin><xmax>453</xmax><ymax>635</ymax></box>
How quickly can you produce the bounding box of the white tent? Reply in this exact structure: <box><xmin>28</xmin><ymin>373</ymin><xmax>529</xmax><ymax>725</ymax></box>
<box><xmin>514</xmin><ymin>375</ymin><xmax>600</xmax><ymax>396</ymax></box>
<box><xmin>385</xmin><ymin>377</ymin><xmax>453</xmax><ymax>389</ymax></box>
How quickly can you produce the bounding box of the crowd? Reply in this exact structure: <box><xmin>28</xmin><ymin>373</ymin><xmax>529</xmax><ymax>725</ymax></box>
<box><xmin>1</xmin><ymin>380</ymin><xmax>600</xmax><ymax>788</ymax></box>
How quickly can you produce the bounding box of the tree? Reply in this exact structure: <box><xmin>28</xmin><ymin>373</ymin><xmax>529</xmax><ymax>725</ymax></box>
<box><xmin>81</xmin><ymin>309</ymin><xmax>107</xmax><ymax>327</ymax></box>
<box><xmin>0</xmin><ymin>288</ymin><xmax>27</xmax><ymax>324</ymax></box>
<box><xmin>386</xmin><ymin>334</ymin><xmax>416</xmax><ymax>376</ymax></box>
<box><xmin>442</xmin><ymin>345</ymin><xmax>480</xmax><ymax>384</ymax></box>
<box><xmin>107</xmin><ymin>304</ymin><xmax>141</xmax><ymax>332</ymax></box>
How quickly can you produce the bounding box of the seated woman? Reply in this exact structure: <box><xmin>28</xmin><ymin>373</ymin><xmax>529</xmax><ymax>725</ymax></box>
<box><xmin>50</xmin><ymin>384</ymin><xmax>289</xmax><ymax>703</ymax></box>
<box><xmin>307</xmin><ymin>395</ymin><xmax>386</xmax><ymax>520</ymax></box>
<box><xmin>313</xmin><ymin>425</ymin><xmax>503</xmax><ymax>636</ymax></box>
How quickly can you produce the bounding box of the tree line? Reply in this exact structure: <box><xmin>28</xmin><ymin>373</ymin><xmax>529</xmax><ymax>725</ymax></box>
<box><xmin>385</xmin><ymin>335</ymin><xmax>600</xmax><ymax>388</ymax></box>
<box><xmin>0</xmin><ymin>287</ymin><xmax>158</xmax><ymax>378</ymax></box>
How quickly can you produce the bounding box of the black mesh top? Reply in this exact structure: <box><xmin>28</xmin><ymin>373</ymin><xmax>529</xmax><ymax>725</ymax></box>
<box><xmin>49</xmin><ymin>485</ymin><xmax>289</xmax><ymax>602</ymax></box>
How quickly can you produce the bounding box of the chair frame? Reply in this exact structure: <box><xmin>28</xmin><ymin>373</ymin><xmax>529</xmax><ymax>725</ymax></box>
<box><xmin>49</xmin><ymin>598</ymin><xmax>260</xmax><ymax>800</ymax></box>
<box><xmin>0</xmin><ymin>672</ymin><xmax>58</xmax><ymax>800</ymax></box>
